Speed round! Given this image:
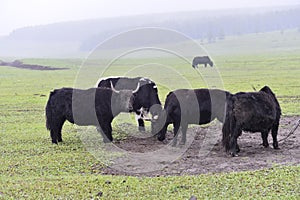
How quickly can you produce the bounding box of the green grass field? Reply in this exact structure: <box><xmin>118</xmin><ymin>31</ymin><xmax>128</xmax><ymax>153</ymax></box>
<box><xmin>0</xmin><ymin>30</ymin><xmax>300</xmax><ymax>199</ymax></box>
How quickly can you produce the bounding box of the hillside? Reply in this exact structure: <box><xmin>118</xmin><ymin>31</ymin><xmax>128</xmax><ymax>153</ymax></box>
<box><xmin>0</xmin><ymin>5</ymin><xmax>300</xmax><ymax>58</ymax></box>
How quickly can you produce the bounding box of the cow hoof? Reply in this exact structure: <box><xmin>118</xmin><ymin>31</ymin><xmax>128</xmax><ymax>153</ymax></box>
<box><xmin>103</xmin><ymin>139</ymin><xmax>113</xmax><ymax>143</ymax></box>
<box><xmin>52</xmin><ymin>140</ymin><xmax>58</xmax><ymax>144</ymax></box>
<box><xmin>171</xmin><ymin>142</ymin><xmax>177</xmax><ymax>147</ymax></box>
<box><xmin>261</xmin><ymin>142</ymin><xmax>269</xmax><ymax>148</ymax></box>
<box><xmin>273</xmin><ymin>143</ymin><xmax>279</xmax><ymax>149</ymax></box>
<box><xmin>230</xmin><ymin>152</ymin><xmax>238</xmax><ymax>157</ymax></box>
<box><xmin>157</xmin><ymin>136</ymin><xmax>165</xmax><ymax>142</ymax></box>
<box><xmin>58</xmin><ymin>139</ymin><xmax>63</xmax><ymax>143</ymax></box>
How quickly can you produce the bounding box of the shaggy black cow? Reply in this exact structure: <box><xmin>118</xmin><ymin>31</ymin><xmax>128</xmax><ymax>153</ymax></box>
<box><xmin>97</xmin><ymin>77</ymin><xmax>161</xmax><ymax>132</ymax></box>
<box><xmin>222</xmin><ymin>86</ymin><xmax>281</xmax><ymax>156</ymax></box>
<box><xmin>192</xmin><ymin>56</ymin><xmax>213</xmax><ymax>68</ymax></box>
<box><xmin>45</xmin><ymin>82</ymin><xmax>139</xmax><ymax>144</ymax></box>
<box><xmin>153</xmin><ymin>89</ymin><xmax>231</xmax><ymax>146</ymax></box>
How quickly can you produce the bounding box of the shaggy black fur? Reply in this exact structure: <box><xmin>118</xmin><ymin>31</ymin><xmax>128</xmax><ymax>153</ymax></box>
<box><xmin>222</xmin><ymin>86</ymin><xmax>281</xmax><ymax>156</ymax></box>
<box><xmin>97</xmin><ymin>77</ymin><xmax>161</xmax><ymax>132</ymax></box>
<box><xmin>45</xmin><ymin>87</ymin><xmax>135</xmax><ymax>144</ymax></box>
<box><xmin>154</xmin><ymin>89</ymin><xmax>231</xmax><ymax>146</ymax></box>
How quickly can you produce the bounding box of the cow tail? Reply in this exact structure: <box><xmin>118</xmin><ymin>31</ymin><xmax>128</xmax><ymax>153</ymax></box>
<box><xmin>222</xmin><ymin>95</ymin><xmax>234</xmax><ymax>151</ymax></box>
<box><xmin>45</xmin><ymin>91</ymin><xmax>55</xmax><ymax>130</ymax></box>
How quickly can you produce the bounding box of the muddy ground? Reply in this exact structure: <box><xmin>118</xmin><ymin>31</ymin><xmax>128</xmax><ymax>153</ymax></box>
<box><xmin>100</xmin><ymin>116</ymin><xmax>300</xmax><ymax>176</ymax></box>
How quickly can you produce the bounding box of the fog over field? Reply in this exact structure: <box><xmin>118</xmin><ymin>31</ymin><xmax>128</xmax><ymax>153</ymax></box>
<box><xmin>1</xmin><ymin>1</ymin><xmax>300</xmax><ymax>58</ymax></box>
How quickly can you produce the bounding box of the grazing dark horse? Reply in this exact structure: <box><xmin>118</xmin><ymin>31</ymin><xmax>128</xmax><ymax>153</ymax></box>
<box><xmin>222</xmin><ymin>86</ymin><xmax>281</xmax><ymax>156</ymax></box>
<box><xmin>153</xmin><ymin>89</ymin><xmax>231</xmax><ymax>146</ymax></box>
<box><xmin>97</xmin><ymin>77</ymin><xmax>161</xmax><ymax>132</ymax></box>
<box><xmin>192</xmin><ymin>56</ymin><xmax>213</xmax><ymax>68</ymax></box>
<box><xmin>45</xmin><ymin>82</ymin><xmax>139</xmax><ymax>144</ymax></box>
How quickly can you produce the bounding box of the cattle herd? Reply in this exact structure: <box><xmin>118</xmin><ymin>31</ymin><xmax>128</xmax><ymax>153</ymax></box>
<box><xmin>46</xmin><ymin>58</ymin><xmax>281</xmax><ymax>157</ymax></box>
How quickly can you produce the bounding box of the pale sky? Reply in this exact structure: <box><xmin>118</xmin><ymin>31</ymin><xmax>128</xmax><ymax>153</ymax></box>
<box><xmin>1</xmin><ymin>0</ymin><xmax>299</xmax><ymax>36</ymax></box>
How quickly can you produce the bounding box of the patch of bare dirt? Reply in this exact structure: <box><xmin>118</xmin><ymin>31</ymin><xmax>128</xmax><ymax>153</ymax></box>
<box><xmin>100</xmin><ymin>116</ymin><xmax>300</xmax><ymax>176</ymax></box>
<box><xmin>0</xmin><ymin>60</ymin><xmax>68</xmax><ymax>71</ymax></box>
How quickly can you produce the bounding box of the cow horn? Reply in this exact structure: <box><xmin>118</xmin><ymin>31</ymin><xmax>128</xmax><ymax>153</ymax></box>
<box><xmin>110</xmin><ymin>81</ymin><xmax>120</xmax><ymax>93</ymax></box>
<box><xmin>132</xmin><ymin>82</ymin><xmax>140</xmax><ymax>93</ymax></box>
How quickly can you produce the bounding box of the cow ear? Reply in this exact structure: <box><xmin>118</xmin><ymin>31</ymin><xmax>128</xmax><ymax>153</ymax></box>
<box><xmin>110</xmin><ymin>81</ymin><xmax>120</xmax><ymax>93</ymax></box>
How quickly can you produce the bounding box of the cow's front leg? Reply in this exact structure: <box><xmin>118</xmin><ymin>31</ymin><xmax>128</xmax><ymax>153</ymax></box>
<box><xmin>138</xmin><ymin>118</ymin><xmax>145</xmax><ymax>132</ymax></box>
<box><xmin>172</xmin><ymin>122</ymin><xmax>180</xmax><ymax>146</ymax></box>
<box><xmin>135</xmin><ymin>111</ymin><xmax>145</xmax><ymax>132</ymax></box>
<box><xmin>99</xmin><ymin>122</ymin><xmax>113</xmax><ymax>143</ymax></box>
<box><xmin>179</xmin><ymin>123</ymin><xmax>188</xmax><ymax>145</ymax></box>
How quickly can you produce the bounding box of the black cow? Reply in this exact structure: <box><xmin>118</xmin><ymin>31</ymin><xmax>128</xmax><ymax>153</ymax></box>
<box><xmin>97</xmin><ymin>77</ymin><xmax>161</xmax><ymax>132</ymax></box>
<box><xmin>45</xmin><ymin>82</ymin><xmax>139</xmax><ymax>144</ymax></box>
<box><xmin>153</xmin><ymin>89</ymin><xmax>231</xmax><ymax>146</ymax></box>
<box><xmin>192</xmin><ymin>56</ymin><xmax>213</xmax><ymax>68</ymax></box>
<box><xmin>222</xmin><ymin>86</ymin><xmax>281</xmax><ymax>156</ymax></box>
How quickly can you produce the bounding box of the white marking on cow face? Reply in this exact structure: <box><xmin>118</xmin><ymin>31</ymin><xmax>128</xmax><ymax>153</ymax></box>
<box><xmin>140</xmin><ymin>107</ymin><xmax>151</xmax><ymax>121</ymax></box>
<box><xmin>135</xmin><ymin>113</ymin><xmax>142</xmax><ymax>121</ymax></box>
<box><xmin>135</xmin><ymin>108</ymin><xmax>144</xmax><ymax>122</ymax></box>
<box><xmin>135</xmin><ymin>107</ymin><xmax>151</xmax><ymax>121</ymax></box>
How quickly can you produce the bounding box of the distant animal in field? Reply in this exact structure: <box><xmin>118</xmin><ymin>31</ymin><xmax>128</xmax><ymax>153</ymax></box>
<box><xmin>97</xmin><ymin>77</ymin><xmax>161</xmax><ymax>132</ymax></box>
<box><xmin>222</xmin><ymin>86</ymin><xmax>281</xmax><ymax>156</ymax></box>
<box><xmin>153</xmin><ymin>89</ymin><xmax>232</xmax><ymax>146</ymax></box>
<box><xmin>192</xmin><ymin>56</ymin><xmax>213</xmax><ymax>68</ymax></box>
<box><xmin>45</xmin><ymin>82</ymin><xmax>139</xmax><ymax>144</ymax></box>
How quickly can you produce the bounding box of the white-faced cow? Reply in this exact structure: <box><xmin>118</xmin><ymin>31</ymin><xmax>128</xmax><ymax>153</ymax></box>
<box><xmin>45</xmin><ymin>82</ymin><xmax>139</xmax><ymax>144</ymax></box>
<box><xmin>222</xmin><ymin>86</ymin><xmax>281</xmax><ymax>157</ymax></box>
<box><xmin>153</xmin><ymin>88</ymin><xmax>231</xmax><ymax>146</ymax></box>
<box><xmin>192</xmin><ymin>56</ymin><xmax>213</xmax><ymax>68</ymax></box>
<box><xmin>97</xmin><ymin>77</ymin><xmax>161</xmax><ymax>132</ymax></box>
